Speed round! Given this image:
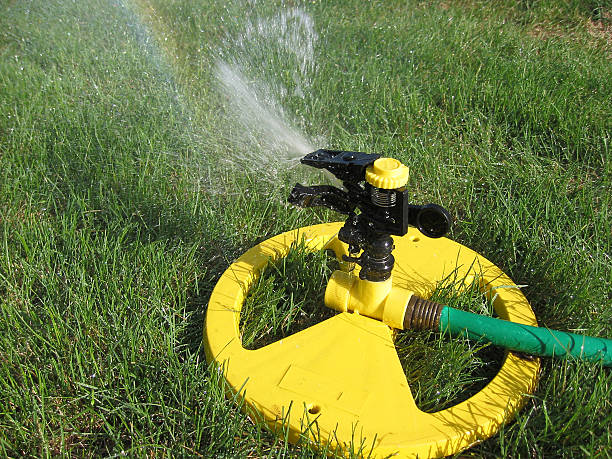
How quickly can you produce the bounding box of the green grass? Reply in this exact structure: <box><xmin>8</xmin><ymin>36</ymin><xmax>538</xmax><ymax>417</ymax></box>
<box><xmin>240</xmin><ymin>243</ymin><xmax>337</xmax><ymax>351</ymax></box>
<box><xmin>1</xmin><ymin>0</ymin><xmax>611</xmax><ymax>457</ymax></box>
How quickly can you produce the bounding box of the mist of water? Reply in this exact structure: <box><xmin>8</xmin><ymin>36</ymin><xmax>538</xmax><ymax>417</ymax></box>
<box><xmin>214</xmin><ymin>61</ymin><xmax>313</xmax><ymax>168</ymax></box>
<box><xmin>213</xmin><ymin>7</ymin><xmax>322</xmax><ymax>181</ymax></box>
<box><xmin>114</xmin><ymin>1</ymin><xmax>324</xmax><ymax>184</ymax></box>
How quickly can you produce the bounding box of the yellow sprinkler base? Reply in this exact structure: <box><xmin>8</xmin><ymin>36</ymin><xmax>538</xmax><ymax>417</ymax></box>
<box><xmin>204</xmin><ymin>222</ymin><xmax>540</xmax><ymax>458</ymax></box>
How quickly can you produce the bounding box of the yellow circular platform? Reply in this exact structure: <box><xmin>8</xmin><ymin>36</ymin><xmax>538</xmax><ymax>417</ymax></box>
<box><xmin>205</xmin><ymin>222</ymin><xmax>540</xmax><ymax>458</ymax></box>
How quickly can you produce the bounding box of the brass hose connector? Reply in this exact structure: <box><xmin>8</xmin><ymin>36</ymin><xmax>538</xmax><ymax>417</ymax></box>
<box><xmin>403</xmin><ymin>296</ymin><xmax>444</xmax><ymax>331</ymax></box>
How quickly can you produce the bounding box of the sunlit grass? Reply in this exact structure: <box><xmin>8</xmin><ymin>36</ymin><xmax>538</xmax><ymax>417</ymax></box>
<box><xmin>240</xmin><ymin>243</ymin><xmax>337</xmax><ymax>350</ymax></box>
<box><xmin>1</xmin><ymin>0</ymin><xmax>610</xmax><ymax>456</ymax></box>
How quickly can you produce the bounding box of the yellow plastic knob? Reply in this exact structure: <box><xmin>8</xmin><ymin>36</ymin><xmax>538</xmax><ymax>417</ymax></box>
<box><xmin>365</xmin><ymin>157</ymin><xmax>409</xmax><ymax>189</ymax></box>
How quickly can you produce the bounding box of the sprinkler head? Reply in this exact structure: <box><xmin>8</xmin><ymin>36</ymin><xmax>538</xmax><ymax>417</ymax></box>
<box><xmin>289</xmin><ymin>149</ymin><xmax>453</xmax><ymax>281</ymax></box>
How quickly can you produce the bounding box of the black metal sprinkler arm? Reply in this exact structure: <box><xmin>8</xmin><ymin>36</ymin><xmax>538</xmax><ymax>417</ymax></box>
<box><xmin>289</xmin><ymin>149</ymin><xmax>452</xmax><ymax>282</ymax></box>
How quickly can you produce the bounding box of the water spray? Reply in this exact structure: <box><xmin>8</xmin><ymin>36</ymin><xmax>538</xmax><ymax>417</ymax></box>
<box><xmin>205</xmin><ymin>151</ymin><xmax>611</xmax><ymax>458</ymax></box>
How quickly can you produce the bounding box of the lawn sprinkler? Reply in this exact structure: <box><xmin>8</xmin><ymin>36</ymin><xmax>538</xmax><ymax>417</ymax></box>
<box><xmin>205</xmin><ymin>150</ymin><xmax>611</xmax><ymax>458</ymax></box>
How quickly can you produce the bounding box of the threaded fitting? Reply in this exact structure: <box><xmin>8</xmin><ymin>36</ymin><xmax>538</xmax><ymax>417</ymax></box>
<box><xmin>403</xmin><ymin>296</ymin><xmax>443</xmax><ymax>331</ymax></box>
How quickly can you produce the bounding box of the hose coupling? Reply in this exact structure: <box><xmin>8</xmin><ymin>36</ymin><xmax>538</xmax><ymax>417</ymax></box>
<box><xmin>403</xmin><ymin>296</ymin><xmax>444</xmax><ymax>331</ymax></box>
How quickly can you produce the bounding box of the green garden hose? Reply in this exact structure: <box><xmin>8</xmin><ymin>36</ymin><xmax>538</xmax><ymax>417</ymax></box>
<box><xmin>404</xmin><ymin>297</ymin><xmax>612</xmax><ymax>367</ymax></box>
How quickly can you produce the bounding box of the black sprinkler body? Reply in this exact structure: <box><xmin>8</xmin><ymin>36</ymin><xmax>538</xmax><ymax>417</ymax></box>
<box><xmin>289</xmin><ymin>149</ymin><xmax>452</xmax><ymax>281</ymax></box>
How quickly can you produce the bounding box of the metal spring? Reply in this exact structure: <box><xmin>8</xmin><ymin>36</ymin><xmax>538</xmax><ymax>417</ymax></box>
<box><xmin>371</xmin><ymin>187</ymin><xmax>396</xmax><ymax>207</ymax></box>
